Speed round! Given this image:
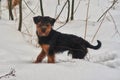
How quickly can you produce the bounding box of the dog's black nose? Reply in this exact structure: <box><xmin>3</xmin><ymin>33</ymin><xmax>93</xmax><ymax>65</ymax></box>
<box><xmin>41</xmin><ymin>26</ymin><xmax>47</xmax><ymax>32</ymax></box>
<box><xmin>42</xmin><ymin>28</ymin><xmax>46</xmax><ymax>32</ymax></box>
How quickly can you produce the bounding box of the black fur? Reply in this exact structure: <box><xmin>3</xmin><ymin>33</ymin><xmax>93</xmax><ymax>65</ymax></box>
<box><xmin>33</xmin><ymin>16</ymin><xmax>55</xmax><ymax>26</ymax></box>
<box><xmin>36</xmin><ymin>29</ymin><xmax>101</xmax><ymax>59</ymax></box>
<box><xmin>33</xmin><ymin>16</ymin><xmax>102</xmax><ymax>59</ymax></box>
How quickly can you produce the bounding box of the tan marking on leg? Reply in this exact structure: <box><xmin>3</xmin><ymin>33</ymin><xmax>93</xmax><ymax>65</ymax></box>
<box><xmin>34</xmin><ymin>44</ymin><xmax>50</xmax><ymax>63</ymax></box>
<box><xmin>34</xmin><ymin>50</ymin><xmax>46</xmax><ymax>63</ymax></box>
<box><xmin>47</xmin><ymin>54</ymin><xmax>55</xmax><ymax>63</ymax></box>
<box><xmin>41</xmin><ymin>44</ymin><xmax>50</xmax><ymax>53</ymax></box>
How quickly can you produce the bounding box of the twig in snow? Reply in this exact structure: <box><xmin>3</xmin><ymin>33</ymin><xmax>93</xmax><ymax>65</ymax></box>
<box><xmin>0</xmin><ymin>68</ymin><xmax>16</xmax><ymax>79</ymax></box>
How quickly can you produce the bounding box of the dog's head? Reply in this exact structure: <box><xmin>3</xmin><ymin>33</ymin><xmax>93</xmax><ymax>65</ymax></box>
<box><xmin>33</xmin><ymin>16</ymin><xmax>55</xmax><ymax>36</ymax></box>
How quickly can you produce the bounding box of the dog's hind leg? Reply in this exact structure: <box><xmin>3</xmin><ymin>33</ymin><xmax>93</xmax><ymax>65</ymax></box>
<box><xmin>70</xmin><ymin>50</ymin><xmax>87</xmax><ymax>59</ymax></box>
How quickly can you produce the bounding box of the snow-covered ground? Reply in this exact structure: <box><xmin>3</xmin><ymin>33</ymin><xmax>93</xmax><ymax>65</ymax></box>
<box><xmin>0</xmin><ymin>0</ymin><xmax>120</xmax><ymax>80</ymax></box>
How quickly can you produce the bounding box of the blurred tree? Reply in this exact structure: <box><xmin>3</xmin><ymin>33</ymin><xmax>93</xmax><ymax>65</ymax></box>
<box><xmin>58</xmin><ymin>0</ymin><xmax>60</xmax><ymax>5</ymax></box>
<box><xmin>0</xmin><ymin>0</ymin><xmax>1</xmax><ymax>19</ymax></box>
<box><xmin>18</xmin><ymin>0</ymin><xmax>22</xmax><ymax>31</ymax></box>
<box><xmin>66</xmin><ymin>0</ymin><xmax>70</xmax><ymax>22</ymax></box>
<box><xmin>8</xmin><ymin>0</ymin><xmax>14</xmax><ymax>20</ymax></box>
<box><xmin>40</xmin><ymin>0</ymin><xmax>44</xmax><ymax>16</ymax></box>
<box><xmin>71</xmin><ymin>0</ymin><xmax>74</xmax><ymax>20</ymax></box>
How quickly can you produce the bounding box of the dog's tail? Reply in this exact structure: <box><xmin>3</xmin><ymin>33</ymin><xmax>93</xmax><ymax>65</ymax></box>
<box><xmin>86</xmin><ymin>40</ymin><xmax>101</xmax><ymax>50</ymax></box>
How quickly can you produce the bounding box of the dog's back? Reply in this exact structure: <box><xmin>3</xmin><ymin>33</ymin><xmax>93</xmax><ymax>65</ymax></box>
<box><xmin>33</xmin><ymin>16</ymin><xmax>102</xmax><ymax>63</ymax></box>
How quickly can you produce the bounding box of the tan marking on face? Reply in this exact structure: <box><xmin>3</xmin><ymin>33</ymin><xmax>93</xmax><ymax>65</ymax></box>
<box><xmin>36</xmin><ymin>23</ymin><xmax>52</xmax><ymax>36</ymax></box>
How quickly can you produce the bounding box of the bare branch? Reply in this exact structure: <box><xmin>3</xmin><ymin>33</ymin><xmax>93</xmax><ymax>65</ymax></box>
<box><xmin>23</xmin><ymin>0</ymin><xmax>35</xmax><ymax>14</ymax></box>
<box><xmin>55</xmin><ymin>0</ymin><xmax>70</xmax><ymax>30</ymax></box>
<box><xmin>108</xmin><ymin>11</ymin><xmax>120</xmax><ymax>36</ymax></box>
<box><xmin>55</xmin><ymin>0</ymin><xmax>68</xmax><ymax>21</ymax></box>
<box><xmin>0</xmin><ymin>68</ymin><xmax>16</xmax><ymax>79</ymax></box>
<box><xmin>97</xmin><ymin>0</ymin><xmax>118</xmax><ymax>22</ymax></box>
<box><xmin>23</xmin><ymin>1</ymin><xmax>39</xmax><ymax>20</ymax></box>
<box><xmin>74</xmin><ymin>0</ymin><xmax>81</xmax><ymax>14</ymax></box>
<box><xmin>84</xmin><ymin>0</ymin><xmax>90</xmax><ymax>39</ymax></box>
<box><xmin>91</xmin><ymin>14</ymin><xmax>107</xmax><ymax>43</ymax></box>
<box><xmin>55</xmin><ymin>22</ymin><xmax>68</xmax><ymax>30</ymax></box>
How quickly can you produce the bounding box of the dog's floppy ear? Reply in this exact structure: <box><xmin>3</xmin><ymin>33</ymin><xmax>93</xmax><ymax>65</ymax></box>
<box><xmin>49</xmin><ymin>17</ymin><xmax>56</xmax><ymax>26</ymax></box>
<box><xmin>33</xmin><ymin>16</ymin><xmax>42</xmax><ymax>24</ymax></box>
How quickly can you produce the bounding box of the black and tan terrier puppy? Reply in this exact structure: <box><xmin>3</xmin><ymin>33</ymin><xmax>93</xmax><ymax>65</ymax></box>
<box><xmin>33</xmin><ymin>16</ymin><xmax>102</xmax><ymax>63</ymax></box>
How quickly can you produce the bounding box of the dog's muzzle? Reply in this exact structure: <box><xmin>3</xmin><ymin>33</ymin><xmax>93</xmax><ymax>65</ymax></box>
<box><xmin>41</xmin><ymin>26</ymin><xmax>47</xmax><ymax>33</ymax></box>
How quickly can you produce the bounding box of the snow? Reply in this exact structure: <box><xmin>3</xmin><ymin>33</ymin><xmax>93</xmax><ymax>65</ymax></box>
<box><xmin>0</xmin><ymin>0</ymin><xmax>120</xmax><ymax>80</ymax></box>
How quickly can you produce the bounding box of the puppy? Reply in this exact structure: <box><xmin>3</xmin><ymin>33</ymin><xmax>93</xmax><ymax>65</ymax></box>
<box><xmin>33</xmin><ymin>16</ymin><xmax>102</xmax><ymax>63</ymax></box>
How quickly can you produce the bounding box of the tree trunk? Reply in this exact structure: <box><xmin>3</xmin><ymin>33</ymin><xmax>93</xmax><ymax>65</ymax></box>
<box><xmin>66</xmin><ymin>0</ymin><xmax>70</xmax><ymax>22</ymax></box>
<box><xmin>8</xmin><ymin>0</ymin><xmax>14</xmax><ymax>20</ymax></box>
<box><xmin>40</xmin><ymin>0</ymin><xmax>44</xmax><ymax>16</ymax></box>
<box><xmin>58</xmin><ymin>0</ymin><xmax>60</xmax><ymax>5</ymax></box>
<box><xmin>0</xmin><ymin>0</ymin><xmax>1</xmax><ymax>19</ymax></box>
<box><xmin>71</xmin><ymin>0</ymin><xmax>74</xmax><ymax>20</ymax></box>
<box><xmin>18</xmin><ymin>0</ymin><xmax>22</xmax><ymax>31</ymax></box>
